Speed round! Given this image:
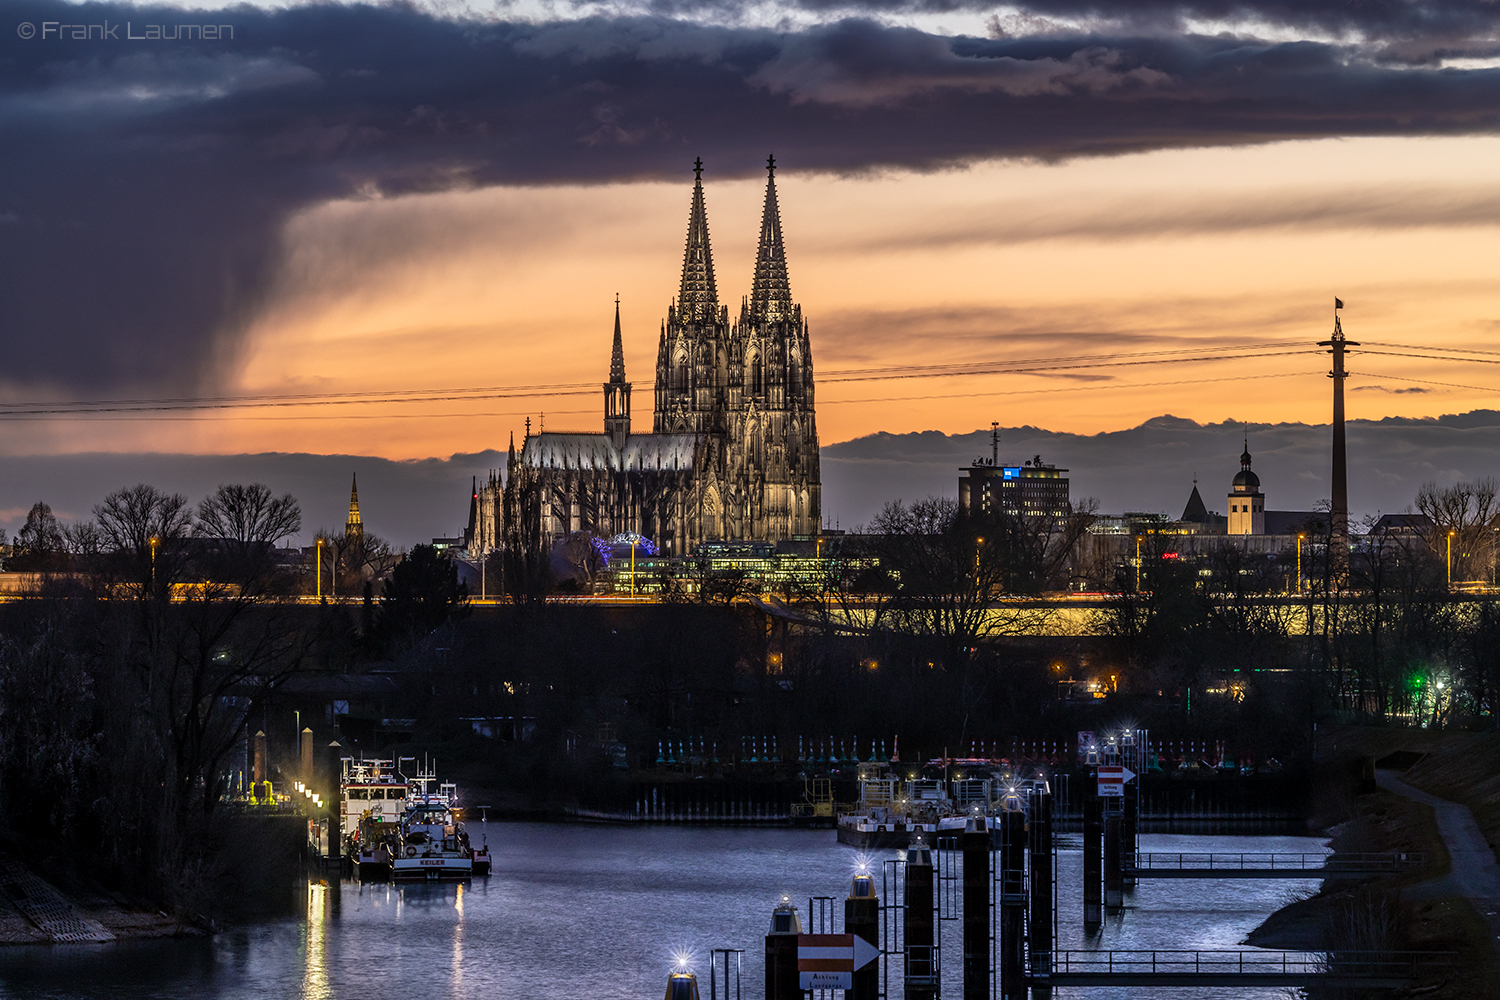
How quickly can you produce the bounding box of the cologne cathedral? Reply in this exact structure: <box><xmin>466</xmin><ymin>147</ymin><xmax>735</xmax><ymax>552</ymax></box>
<box><xmin>469</xmin><ymin>158</ymin><xmax>821</xmax><ymax>556</ymax></box>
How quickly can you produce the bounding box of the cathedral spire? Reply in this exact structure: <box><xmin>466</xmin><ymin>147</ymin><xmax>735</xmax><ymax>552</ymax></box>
<box><xmin>345</xmin><ymin>473</ymin><xmax>364</xmax><ymax>539</ymax></box>
<box><xmin>749</xmin><ymin>154</ymin><xmax>792</xmax><ymax>321</ymax></box>
<box><xmin>677</xmin><ymin>157</ymin><xmax>718</xmax><ymax>318</ymax></box>
<box><xmin>610</xmin><ymin>293</ymin><xmax>627</xmax><ymax>383</ymax></box>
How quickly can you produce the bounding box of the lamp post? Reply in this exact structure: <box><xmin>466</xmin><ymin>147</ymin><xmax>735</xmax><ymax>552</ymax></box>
<box><xmin>316</xmin><ymin>538</ymin><xmax>323</xmax><ymax>600</ymax></box>
<box><xmin>630</xmin><ymin>537</ymin><xmax>638</xmax><ymax>598</ymax></box>
<box><xmin>1448</xmin><ymin>529</ymin><xmax>1455</xmax><ymax>590</ymax></box>
<box><xmin>149</xmin><ymin>536</ymin><xmax>159</xmax><ymax>589</ymax></box>
<box><xmin>975</xmin><ymin>536</ymin><xmax>985</xmax><ymax>596</ymax></box>
<box><xmin>1134</xmin><ymin>534</ymin><xmax>1142</xmax><ymax>592</ymax></box>
<box><xmin>1297</xmin><ymin>534</ymin><xmax>1304</xmax><ymax>595</ymax></box>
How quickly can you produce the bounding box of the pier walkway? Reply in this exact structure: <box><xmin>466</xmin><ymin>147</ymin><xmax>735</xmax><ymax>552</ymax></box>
<box><xmin>1130</xmin><ymin>851</ymin><xmax>1422</xmax><ymax>878</ymax></box>
<box><xmin>1377</xmin><ymin>769</ymin><xmax>1500</xmax><ymax>961</ymax></box>
<box><xmin>1033</xmin><ymin>949</ymin><xmax>1451</xmax><ymax>987</ymax></box>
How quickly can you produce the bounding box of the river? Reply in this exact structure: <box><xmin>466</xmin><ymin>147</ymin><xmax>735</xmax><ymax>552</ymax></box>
<box><xmin>0</xmin><ymin>824</ymin><xmax>1326</xmax><ymax>999</ymax></box>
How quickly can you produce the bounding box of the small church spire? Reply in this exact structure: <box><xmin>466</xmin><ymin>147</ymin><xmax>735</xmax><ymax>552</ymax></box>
<box><xmin>345</xmin><ymin>473</ymin><xmax>364</xmax><ymax>539</ymax></box>
<box><xmin>677</xmin><ymin>157</ymin><xmax>718</xmax><ymax>318</ymax></box>
<box><xmin>749</xmin><ymin>153</ymin><xmax>792</xmax><ymax>321</ymax></box>
<box><xmin>610</xmin><ymin>293</ymin><xmax>627</xmax><ymax>384</ymax></box>
<box><xmin>604</xmin><ymin>297</ymin><xmax>632</xmax><ymax>450</ymax></box>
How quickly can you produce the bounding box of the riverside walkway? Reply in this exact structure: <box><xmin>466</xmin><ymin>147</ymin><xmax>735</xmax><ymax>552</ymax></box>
<box><xmin>1131</xmin><ymin>851</ymin><xmax>1423</xmax><ymax>878</ymax></box>
<box><xmin>1035</xmin><ymin>949</ymin><xmax>1450</xmax><ymax>987</ymax></box>
<box><xmin>1377</xmin><ymin>769</ymin><xmax>1500</xmax><ymax>960</ymax></box>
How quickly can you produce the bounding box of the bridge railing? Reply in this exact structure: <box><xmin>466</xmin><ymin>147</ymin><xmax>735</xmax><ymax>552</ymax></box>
<box><xmin>1131</xmin><ymin>852</ymin><xmax>1424</xmax><ymax>872</ymax></box>
<box><xmin>1041</xmin><ymin>950</ymin><xmax>1453</xmax><ymax>977</ymax></box>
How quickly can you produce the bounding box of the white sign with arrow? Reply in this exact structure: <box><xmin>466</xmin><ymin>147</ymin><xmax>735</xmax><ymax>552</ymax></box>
<box><xmin>797</xmin><ymin>933</ymin><xmax>880</xmax><ymax>990</ymax></box>
<box><xmin>1096</xmin><ymin>764</ymin><xmax>1136</xmax><ymax>797</ymax></box>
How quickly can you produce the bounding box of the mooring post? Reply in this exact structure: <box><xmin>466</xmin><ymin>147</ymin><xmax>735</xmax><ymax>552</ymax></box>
<box><xmin>998</xmin><ymin>809</ymin><xmax>1027</xmax><ymax>1000</ymax></box>
<box><xmin>1027</xmin><ymin>789</ymin><xmax>1053</xmax><ymax>991</ymax></box>
<box><xmin>1122</xmin><ymin>780</ymin><xmax>1139</xmax><ymax>888</ymax></box>
<box><xmin>1083</xmin><ymin>796</ymin><xmax>1103</xmax><ymax>930</ymax></box>
<box><xmin>847</xmin><ymin>873</ymin><xmax>879</xmax><ymax>1000</ymax></box>
<box><xmin>904</xmin><ymin>837</ymin><xmax>938</xmax><ymax>1000</ymax></box>
<box><xmin>962</xmin><ymin>819</ymin><xmax>991</xmax><ymax>1000</ymax></box>
<box><xmin>764</xmin><ymin>898</ymin><xmax>802</xmax><ymax>1000</ymax></box>
<box><xmin>1104</xmin><ymin>805</ymin><xmax>1123</xmax><ymax>911</ymax></box>
<box><xmin>664</xmin><ymin>970</ymin><xmax>702</xmax><ymax>1000</ymax></box>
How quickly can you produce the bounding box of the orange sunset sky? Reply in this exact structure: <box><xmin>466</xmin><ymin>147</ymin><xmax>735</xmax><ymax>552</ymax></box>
<box><xmin>14</xmin><ymin>135</ymin><xmax>1500</xmax><ymax>461</ymax></box>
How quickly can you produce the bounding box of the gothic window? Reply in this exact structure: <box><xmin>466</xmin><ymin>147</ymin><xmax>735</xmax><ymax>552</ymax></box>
<box><xmin>749</xmin><ymin>351</ymin><xmax>763</xmax><ymax>394</ymax></box>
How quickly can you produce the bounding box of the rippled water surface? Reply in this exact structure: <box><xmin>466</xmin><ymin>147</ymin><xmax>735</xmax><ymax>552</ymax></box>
<box><xmin>0</xmin><ymin>824</ymin><xmax>1326</xmax><ymax>999</ymax></box>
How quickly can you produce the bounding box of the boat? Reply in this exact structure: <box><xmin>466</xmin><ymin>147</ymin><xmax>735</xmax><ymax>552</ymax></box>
<box><xmin>390</xmin><ymin>766</ymin><xmax>489</xmax><ymax>881</ymax></box>
<box><xmin>836</xmin><ymin>762</ymin><xmax>1041</xmax><ymax>848</ymax></box>
<box><xmin>339</xmin><ymin>757</ymin><xmax>411</xmax><ymax>880</ymax></box>
<box><xmin>836</xmin><ymin>763</ymin><xmax>943</xmax><ymax>848</ymax></box>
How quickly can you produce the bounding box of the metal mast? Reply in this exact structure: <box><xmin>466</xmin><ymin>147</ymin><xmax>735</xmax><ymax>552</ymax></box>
<box><xmin>1318</xmin><ymin>299</ymin><xmax>1358</xmax><ymax>574</ymax></box>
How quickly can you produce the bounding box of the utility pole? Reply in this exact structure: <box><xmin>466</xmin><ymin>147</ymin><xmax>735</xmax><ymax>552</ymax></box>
<box><xmin>1318</xmin><ymin>299</ymin><xmax>1358</xmax><ymax>579</ymax></box>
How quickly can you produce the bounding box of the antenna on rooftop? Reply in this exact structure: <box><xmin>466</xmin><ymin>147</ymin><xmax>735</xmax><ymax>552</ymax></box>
<box><xmin>991</xmin><ymin>421</ymin><xmax>1000</xmax><ymax>466</ymax></box>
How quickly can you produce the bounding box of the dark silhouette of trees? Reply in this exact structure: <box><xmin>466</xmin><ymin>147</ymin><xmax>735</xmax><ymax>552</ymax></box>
<box><xmin>94</xmin><ymin>484</ymin><xmax>193</xmax><ymax>591</ymax></box>
<box><xmin>195</xmin><ymin>483</ymin><xmax>301</xmax><ymax>586</ymax></box>
<box><xmin>12</xmin><ymin>502</ymin><xmax>66</xmax><ymax>571</ymax></box>
<box><xmin>378</xmin><ymin>544</ymin><xmax>470</xmax><ymax>645</ymax></box>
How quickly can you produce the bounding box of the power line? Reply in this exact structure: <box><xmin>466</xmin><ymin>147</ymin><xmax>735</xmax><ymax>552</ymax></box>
<box><xmin>819</xmin><ymin>370</ymin><xmax>1314</xmax><ymax>405</ymax></box>
<box><xmin>1356</xmin><ymin>372</ymin><xmax>1500</xmax><ymax>395</ymax></box>
<box><xmin>0</xmin><ymin>347</ymin><xmax>1317</xmax><ymax>417</ymax></box>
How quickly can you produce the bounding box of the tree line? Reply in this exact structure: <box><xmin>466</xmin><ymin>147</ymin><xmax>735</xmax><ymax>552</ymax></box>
<box><xmin>0</xmin><ymin>482</ymin><xmax>471</xmax><ymax>920</ymax></box>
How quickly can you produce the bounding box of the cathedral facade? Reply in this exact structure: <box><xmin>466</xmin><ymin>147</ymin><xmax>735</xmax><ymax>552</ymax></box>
<box><xmin>469</xmin><ymin>158</ymin><xmax>821</xmax><ymax>557</ymax></box>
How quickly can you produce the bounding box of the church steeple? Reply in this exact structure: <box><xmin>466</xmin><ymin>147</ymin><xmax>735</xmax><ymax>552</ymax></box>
<box><xmin>749</xmin><ymin>154</ymin><xmax>792</xmax><ymax>322</ymax></box>
<box><xmin>604</xmin><ymin>295</ymin><xmax>632</xmax><ymax>450</ymax></box>
<box><xmin>609</xmin><ymin>294</ymin><xmax>627</xmax><ymax>384</ymax></box>
<box><xmin>345</xmin><ymin>473</ymin><xmax>364</xmax><ymax>539</ymax></box>
<box><xmin>677</xmin><ymin>157</ymin><xmax>718</xmax><ymax>319</ymax></box>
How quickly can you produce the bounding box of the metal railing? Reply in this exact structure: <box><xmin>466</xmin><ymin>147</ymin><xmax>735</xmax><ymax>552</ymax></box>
<box><xmin>1132</xmin><ymin>851</ymin><xmax>1423</xmax><ymax>872</ymax></box>
<box><xmin>1042</xmin><ymin>949</ymin><xmax>1452</xmax><ymax>977</ymax></box>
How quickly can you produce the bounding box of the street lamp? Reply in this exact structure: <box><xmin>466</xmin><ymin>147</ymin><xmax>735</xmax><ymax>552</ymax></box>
<box><xmin>1448</xmin><ymin>530</ymin><xmax>1456</xmax><ymax>590</ymax></box>
<box><xmin>1297</xmin><ymin>534</ymin><xmax>1304</xmax><ymax>595</ymax></box>
<box><xmin>316</xmin><ymin>538</ymin><xmax>323</xmax><ymax>600</ymax></box>
<box><xmin>1134</xmin><ymin>534</ymin><xmax>1142</xmax><ymax>592</ymax></box>
<box><xmin>149</xmin><ymin>536</ymin><xmax>160</xmax><ymax>587</ymax></box>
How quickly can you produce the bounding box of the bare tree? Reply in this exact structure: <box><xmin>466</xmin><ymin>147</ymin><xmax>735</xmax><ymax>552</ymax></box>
<box><xmin>1414</xmin><ymin>479</ymin><xmax>1500</xmax><ymax>585</ymax></box>
<box><xmin>94</xmin><ymin>484</ymin><xmax>192</xmax><ymax>590</ymax></box>
<box><xmin>195</xmin><ymin>484</ymin><xmax>301</xmax><ymax>586</ymax></box>
<box><xmin>13</xmin><ymin>502</ymin><xmax>65</xmax><ymax>571</ymax></box>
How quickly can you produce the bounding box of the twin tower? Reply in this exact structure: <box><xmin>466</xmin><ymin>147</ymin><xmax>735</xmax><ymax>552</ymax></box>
<box><xmin>480</xmin><ymin>158</ymin><xmax>822</xmax><ymax>556</ymax></box>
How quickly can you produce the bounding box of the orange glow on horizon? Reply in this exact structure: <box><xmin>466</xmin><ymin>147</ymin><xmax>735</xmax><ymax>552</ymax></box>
<box><xmin>9</xmin><ymin>135</ymin><xmax>1500</xmax><ymax>460</ymax></box>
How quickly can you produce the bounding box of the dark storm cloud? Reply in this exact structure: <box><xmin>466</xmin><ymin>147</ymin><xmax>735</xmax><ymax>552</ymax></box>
<box><xmin>5</xmin><ymin>1</ymin><xmax>1500</xmax><ymax>398</ymax></box>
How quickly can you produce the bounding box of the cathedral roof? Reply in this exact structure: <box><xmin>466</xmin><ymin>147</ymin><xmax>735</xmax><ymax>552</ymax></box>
<box><xmin>609</xmin><ymin>297</ymin><xmax>627</xmax><ymax>383</ymax></box>
<box><xmin>522</xmin><ymin>432</ymin><xmax>700</xmax><ymax>472</ymax></box>
<box><xmin>677</xmin><ymin>158</ymin><xmax>718</xmax><ymax>320</ymax></box>
<box><xmin>749</xmin><ymin>155</ymin><xmax>792</xmax><ymax>322</ymax></box>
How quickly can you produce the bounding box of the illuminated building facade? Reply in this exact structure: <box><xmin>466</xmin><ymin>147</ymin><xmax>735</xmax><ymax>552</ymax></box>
<box><xmin>469</xmin><ymin>159</ymin><xmax>822</xmax><ymax>556</ymax></box>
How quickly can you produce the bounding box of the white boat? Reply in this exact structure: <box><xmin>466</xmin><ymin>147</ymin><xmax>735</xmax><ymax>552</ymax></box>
<box><xmin>340</xmin><ymin>757</ymin><xmax>410</xmax><ymax>880</ymax></box>
<box><xmin>390</xmin><ymin>766</ymin><xmax>489</xmax><ymax>880</ymax></box>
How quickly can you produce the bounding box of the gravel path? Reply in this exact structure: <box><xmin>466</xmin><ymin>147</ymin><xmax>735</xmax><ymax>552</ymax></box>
<box><xmin>1377</xmin><ymin>768</ymin><xmax>1500</xmax><ymax>959</ymax></box>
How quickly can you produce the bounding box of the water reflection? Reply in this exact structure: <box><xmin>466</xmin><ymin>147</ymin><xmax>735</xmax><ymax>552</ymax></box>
<box><xmin>302</xmin><ymin>882</ymin><xmax>329</xmax><ymax>1000</ymax></box>
<box><xmin>0</xmin><ymin>824</ymin><xmax>1325</xmax><ymax>1000</ymax></box>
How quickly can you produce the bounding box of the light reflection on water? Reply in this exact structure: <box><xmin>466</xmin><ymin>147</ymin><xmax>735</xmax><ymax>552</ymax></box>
<box><xmin>0</xmin><ymin>824</ymin><xmax>1324</xmax><ymax>1000</ymax></box>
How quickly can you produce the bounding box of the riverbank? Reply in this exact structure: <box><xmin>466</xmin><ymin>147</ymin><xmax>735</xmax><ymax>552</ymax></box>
<box><xmin>1246</xmin><ymin>725</ymin><xmax>1498</xmax><ymax>999</ymax></box>
<box><xmin>0</xmin><ymin>857</ymin><xmax>198</xmax><ymax>944</ymax></box>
